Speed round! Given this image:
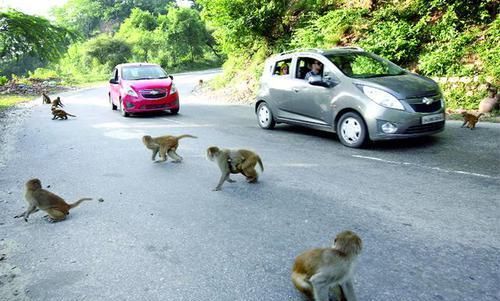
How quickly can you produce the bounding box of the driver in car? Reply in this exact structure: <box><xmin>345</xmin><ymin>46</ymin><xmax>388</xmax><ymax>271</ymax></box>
<box><xmin>305</xmin><ymin>60</ymin><xmax>322</xmax><ymax>81</ymax></box>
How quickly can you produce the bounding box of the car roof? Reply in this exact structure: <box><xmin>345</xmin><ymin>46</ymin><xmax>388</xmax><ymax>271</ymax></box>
<box><xmin>272</xmin><ymin>47</ymin><xmax>365</xmax><ymax>60</ymax></box>
<box><xmin>116</xmin><ymin>63</ymin><xmax>160</xmax><ymax>69</ymax></box>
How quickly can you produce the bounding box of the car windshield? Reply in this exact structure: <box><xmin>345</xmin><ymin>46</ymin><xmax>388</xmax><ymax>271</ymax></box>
<box><xmin>325</xmin><ymin>52</ymin><xmax>406</xmax><ymax>78</ymax></box>
<box><xmin>121</xmin><ymin>65</ymin><xmax>168</xmax><ymax>80</ymax></box>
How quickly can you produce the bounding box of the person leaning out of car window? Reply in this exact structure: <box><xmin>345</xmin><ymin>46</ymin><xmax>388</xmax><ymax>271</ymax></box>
<box><xmin>305</xmin><ymin>60</ymin><xmax>322</xmax><ymax>81</ymax></box>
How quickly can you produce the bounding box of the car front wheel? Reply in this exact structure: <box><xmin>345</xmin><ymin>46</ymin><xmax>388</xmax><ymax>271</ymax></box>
<box><xmin>257</xmin><ymin>102</ymin><xmax>275</xmax><ymax>129</ymax></box>
<box><xmin>120</xmin><ymin>100</ymin><xmax>129</xmax><ymax>117</ymax></box>
<box><xmin>170</xmin><ymin>108</ymin><xmax>179</xmax><ymax>115</ymax></box>
<box><xmin>110</xmin><ymin>94</ymin><xmax>117</xmax><ymax>110</ymax></box>
<box><xmin>337</xmin><ymin>112</ymin><xmax>367</xmax><ymax>148</ymax></box>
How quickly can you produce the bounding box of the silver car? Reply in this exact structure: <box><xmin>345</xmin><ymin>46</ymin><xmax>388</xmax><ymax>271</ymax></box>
<box><xmin>255</xmin><ymin>47</ymin><xmax>445</xmax><ymax>148</ymax></box>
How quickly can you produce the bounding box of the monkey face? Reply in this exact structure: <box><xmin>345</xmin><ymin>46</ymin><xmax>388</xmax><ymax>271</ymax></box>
<box><xmin>26</xmin><ymin>178</ymin><xmax>42</xmax><ymax>190</ymax></box>
<box><xmin>333</xmin><ymin>230</ymin><xmax>362</xmax><ymax>256</ymax></box>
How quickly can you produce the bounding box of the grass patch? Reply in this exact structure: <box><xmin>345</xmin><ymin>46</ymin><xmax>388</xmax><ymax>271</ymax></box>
<box><xmin>0</xmin><ymin>94</ymin><xmax>34</xmax><ymax>111</ymax></box>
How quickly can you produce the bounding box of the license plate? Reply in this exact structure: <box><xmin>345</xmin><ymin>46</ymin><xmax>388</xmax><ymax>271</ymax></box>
<box><xmin>421</xmin><ymin>113</ymin><xmax>444</xmax><ymax>124</ymax></box>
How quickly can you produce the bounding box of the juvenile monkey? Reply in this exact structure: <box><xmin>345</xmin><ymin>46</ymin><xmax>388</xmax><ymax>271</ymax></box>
<box><xmin>292</xmin><ymin>230</ymin><xmax>363</xmax><ymax>301</ymax></box>
<box><xmin>14</xmin><ymin>178</ymin><xmax>92</xmax><ymax>222</ymax></box>
<box><xmin>461</xmin><ymin>111</ymin><xmax>483</xmax><ymax>129</ymax></box>
<box><xmin>142</xmin><ymin>134</ymin><xmax>197</xmax><ymax>163</ymax></box>
<box><xmin>42</xmin><ymin>92</ymin><xmax>51</xmax><ymax>104</ymax></box>
<box><xmin>51</xmin><ymin>107</ymin><xmax>76</xmax><ymax>120</ymax></box>
<box><xmin>51</xmin><ymin>96</ymin><xmax>64</xmax><ymax>108</ymax></box>
<box><xmin>206</xmin><ymin>146</ymin><xmax>264</xmax><ymax>191</ymax></box>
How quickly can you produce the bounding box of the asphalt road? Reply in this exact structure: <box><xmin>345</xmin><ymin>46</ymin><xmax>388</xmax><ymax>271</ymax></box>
<box><xmin>0</xmin><ymin>69</ymin><xmax>499</xmax><ymax>301</ymax></box>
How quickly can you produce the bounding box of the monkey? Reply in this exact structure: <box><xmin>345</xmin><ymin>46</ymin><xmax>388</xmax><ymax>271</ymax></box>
<box><xmin>14</xmin><ymin>178</ymin><xmax>92</xmax><ymax>222</ymax></box>
<box><xmin>142</xmin><ymin>134</ymin><xmax>197</xmax><ymax>163</ymax></box>
<box><xmin>191</xmin><ymin>79</ymin><xmax>204</xmax><ymax>94</ymax></box>
<box><xmin>206</xmin><ymin>146</ymin><xmax>264</xmax><ymax>191</ymax></box>
<box><xmin>461</xmin><ymin>112</ymin><xmax>483</xmax><ymax>130</ymax></box>
<box><xmin>42</xmin><ymin>92</ymin><xmax>51</xmax><ymax>104</ymax></box>
<box><xmin>291</xmin><ymin>230</ymin><xmax>363</xmax><ymax>301</ymax></box>
<box><xmin>51</xmin><ymin>96</ymin><xmax>64</xmax><ymax>108</ymax></box>
<box><xmin>51</xmin><ymin>107</ymin><xmax>76</xmax><ymax>120</ymax></box>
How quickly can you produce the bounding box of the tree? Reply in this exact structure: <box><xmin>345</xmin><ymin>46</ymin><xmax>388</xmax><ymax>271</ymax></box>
<box><xmin>86</xmin><ymin>35</ymin><xmax>132</xmax><ymax>68</ymax></box>
<box><xmin>164</xmin><ymin>7</ymin><xmax>207</xmax><ymax>63</ymax></box>
<box><xmin>0</xmin><ymin>10</ymin><xmax>73</xmax><ymax>75</ymax></box>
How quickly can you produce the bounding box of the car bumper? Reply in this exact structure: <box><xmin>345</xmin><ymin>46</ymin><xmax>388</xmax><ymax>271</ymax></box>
<box><xmin>364</xmin><ymin>103</ymin><xmax>445</xmax><ymax>141</ymax></box>
<box><xmin>122</xmin><ymin>93</ymin><xmax>179</xmax><ymax>113</ymax></box>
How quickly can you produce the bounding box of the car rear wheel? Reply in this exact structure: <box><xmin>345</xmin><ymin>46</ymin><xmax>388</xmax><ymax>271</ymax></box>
<box><xmin>337</xmin><ymin>112</ymin><xmax>367</xmax><ymax>148</ymax></box>
<box><xmin>120</xmin><ymin>100</ymin><xmax>129</xmax><ymax>117</ymax></box>
<box><xmin>110</xmin><ymin>94</ymin><xmax>117</xmax><ymax>110</ymax></box>
<box><xmin>170</xmin><ymin>108</ymin><xmax>179</xmax><ymax>115</ymax></box>
<box><xmin>257</xmin><ymin>102</ymin><xmax>275</xmax><ymax>129</ymax></box>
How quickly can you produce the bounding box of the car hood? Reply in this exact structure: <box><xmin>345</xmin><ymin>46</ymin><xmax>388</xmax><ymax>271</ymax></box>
<box><xmin>358</xmin><ymin>73</ymin><xmax>439</xmax><ymax>99</ymax></box>
<box><xmin>123</xmin><ymin>78</ymin><xmax>172</xmax><ymax>90</ymax></box>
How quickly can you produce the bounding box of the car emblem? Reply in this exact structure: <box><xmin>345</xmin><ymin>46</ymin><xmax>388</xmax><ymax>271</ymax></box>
<box><xmin>422</xmin><ymin>97</ymin><xmax>435</xmax><ymax>105</ymax></box>
<box><xmin>150</xmin><ymin>90</ymin><xmax>159</xmax><ymax>95</ymax></box>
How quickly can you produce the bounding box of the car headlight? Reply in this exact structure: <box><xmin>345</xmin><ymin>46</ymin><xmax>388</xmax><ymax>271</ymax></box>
<box><xmin>170</xmin><ymin>83</ymin><xmax>177</xmax><ymax>95</ymax></box>
<box><xmin>362</xmin><ymin>86</ymin><xmax>404</xmax><ymax>110</ymax></box>
<box><xmin>124</xmin><ymin>86</ymin><xmax>138</xmax><ymax>97</ymax></box>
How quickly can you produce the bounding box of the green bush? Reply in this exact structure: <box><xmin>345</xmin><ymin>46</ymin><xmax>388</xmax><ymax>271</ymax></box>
<box><xmin>359</xmin><ymin>20</ymin><xmax>419</xmax><ymax>65</ymax></box>
<box><xmin>0</xmin><ymin>76</ymin><xmax>8</xmax><ymax>85</ymax></box>
<box><xmin>290</xmin><ymin>9</ymin><xmax>367</xmax><ymax>49</ymax></box>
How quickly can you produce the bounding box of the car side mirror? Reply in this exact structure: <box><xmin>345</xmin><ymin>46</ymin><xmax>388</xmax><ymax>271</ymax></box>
<box><xmin>169</xmin><ymin>75</ymin><xmax>174</xmax><ymax>80</ymax></box>
<box><xmin>308</xmin><ymin>75</ymin><xmax>337</xmax><ymax>88</ymax></box>
<box><xmin>109</xmin><ymin>79</ymin><xmax>118</xmax><ymax>84</ymax></box>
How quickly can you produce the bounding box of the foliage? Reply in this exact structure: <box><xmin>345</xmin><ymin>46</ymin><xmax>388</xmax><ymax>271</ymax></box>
<box><xmin>0</xmin><ymin>75</ymin><xmax>7</xmax><ymax>85</ymax></box>
<box><xmin>0</xmin><ymin>10</ymin><xmax>74</xmax><ymax>76</ymax></box>
<box><xmin>290</xmin><ymin>8</ymin><xmax>368</xmax><ymax>49</ymax></box>
<box><xmin>52</xmin><ymin>0</ymin><xmax>175</xmax><ymax>37</ymax></box>
<box><xmin>85</xmin><ymin>35</ymin><xmax>132</xmax><ymax>68</ymax></box>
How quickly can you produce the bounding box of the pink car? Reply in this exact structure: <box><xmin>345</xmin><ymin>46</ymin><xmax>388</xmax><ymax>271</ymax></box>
<box><xmin>109</xmin><ymin>63</ymin><xmax>179</xmax><ymax>117</ymax></box>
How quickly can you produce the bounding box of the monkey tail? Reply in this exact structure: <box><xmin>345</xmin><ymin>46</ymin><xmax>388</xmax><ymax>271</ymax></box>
<box><xmin>477</xmin><ymin>113</ymin><xmax>484</xmax><ymax>118</ymax></box>
<box><xmin>67</xmin><ymin>113</ymin><xmax>76</xmax><ymax>117</ymax></box>
<box><xmin>176</xmin><ymin>134</ymin><xmax>197</xmax><ymax>140</ymax></box>
<box><xmin>291</xmin><ymin>272</ymin><xmax>312</xmax><ymax>297</ymax></box>
<box><xmin>69</xmin><ymin>198</ymin><xmax>92</xmax><ymax>209</ymax></box>
<box><xmin>257</xmin><ymin>156</ymin><xmax>264</xmax><ymax>172</ymax></box>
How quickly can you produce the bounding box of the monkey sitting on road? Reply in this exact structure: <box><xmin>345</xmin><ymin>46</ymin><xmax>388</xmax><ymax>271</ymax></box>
<box><xmin>14</xmin><ymin>178</ymin><xmax>92</xmax><ymax>222</ymax></box>
<box><xmin>292</xmin><ymin>230</ymin><xmax>363</xmax><ymax>301</ymax></box>
<box><xmin>42</xmin><ymin>92</ymin><xmax>51</xmax><ymax>104</ymax></box>
<box><xmin>206</xmin><ymin>146</ymin><xmax>264</xmax><ymax>191</ymax></box>
<box><xmin>142</xmin><ymin>134</ymin><xmax>197</xmax><ymax>163</ymax></box>
<box><xmin>461</xmin><ymin>111</ymin><xmax>483</xmax><ymax>130</ymax></box>
<box><xmin>51</xmin><ymin>107</ymin><xmax>76</xmax><ymax>120</ymax></box>
<box><xmin>51</xmin><ymin>96</ymin><xmax>64</xmax><ymax>108</ymax></box>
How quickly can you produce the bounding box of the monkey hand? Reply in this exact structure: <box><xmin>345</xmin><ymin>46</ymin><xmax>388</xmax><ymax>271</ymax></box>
<box><xmin>212</xmin><ymin>187</ymin><xmax>222</xmax><ymax>191</ymax></box>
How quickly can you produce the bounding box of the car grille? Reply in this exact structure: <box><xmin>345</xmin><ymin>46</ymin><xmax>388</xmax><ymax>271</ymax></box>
<box><xmin>405</xmin><ymin>95</ymin><xmax>442</xmax><ymax>113</ymax></box>
<box><xmin>404</xmin><ymin>121</ymin><xmax>445</xmax><ymax>134</ymax></box>
<box><xmin>141</xmin><ymin>104</ymin><xmax>168</xmax><ymax>109</ymax></box>
<box><xmin>140</xmin><ymin>89</ymin><xmax>167</xmax><ymax>99</ymax></box>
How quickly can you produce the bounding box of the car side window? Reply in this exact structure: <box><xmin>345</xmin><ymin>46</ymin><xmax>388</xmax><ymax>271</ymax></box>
<box><xmin>273</xmin><ymin>59</ymin><xmax>292</xmax><ymax>76</ymax></box>
<box><xmin>296</xmin><ymin>57</ymin><xmax>323</xmax><ymax>79</ymax></box>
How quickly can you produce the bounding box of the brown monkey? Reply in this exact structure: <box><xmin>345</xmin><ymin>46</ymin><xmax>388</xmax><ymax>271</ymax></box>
<box><xmin>206</xmin><ymin>146</ymin><xmax>264</xmax><ymax>191</ymax></box>
<box><xmin>461</xmin><ymin>112</ymin><xmax>483</xmax><ymax>129</ymax></box>
<box><xmin>51</xmin><ymin>107</ymin><xmax>76</xmax><ymax>120</ymax></box>
<box><xmin>14</xmin><ymin>178</ymin><xmax>92</xmax><ymax>222</ymax></box>
<box><xmin>51</xmin><ymin>96</ymin><xmax>64</xmax><ymax>108</ymax></box>
<box><xmin>142</xmin><ymin>134</ymin><xmax>197</xmax><ymax>163</ymax></box>
<box><xmin>292</xmin><ymin>230</ymin><xmax>363</xmax><ymax>301</ymax></box>
<box><xmin>42</xmin><ymin>92</ymin><xmax>51</xmax><ymax>104</ymax></box>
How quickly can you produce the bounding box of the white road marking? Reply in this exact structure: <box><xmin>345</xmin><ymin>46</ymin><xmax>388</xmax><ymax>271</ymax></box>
<box><xmin>352</xmin><ymin>155</ymin><xmax>499</xmax><ymax>179</ymax></box>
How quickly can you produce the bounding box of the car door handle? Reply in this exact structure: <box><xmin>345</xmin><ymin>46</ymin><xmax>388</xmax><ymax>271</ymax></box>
<box><xmin>293</xmin><ymin>88</ymin><xmax>299</xmax><ymax>93</ymax></box>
